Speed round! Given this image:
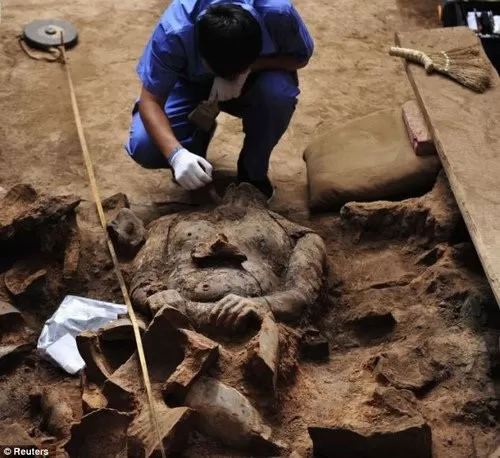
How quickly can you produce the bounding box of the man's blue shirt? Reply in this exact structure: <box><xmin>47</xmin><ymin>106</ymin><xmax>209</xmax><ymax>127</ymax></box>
<box><xmin>137</xmin><ymin>0</ymin><xmax>314</xmax><ymax>98</ymax></box>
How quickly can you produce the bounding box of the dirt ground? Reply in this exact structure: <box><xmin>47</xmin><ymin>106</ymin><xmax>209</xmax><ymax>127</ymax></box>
<box><xmin>0</xmin><ymin>0</ymin><xmax>499</xmax><ymax>456</ymax></box>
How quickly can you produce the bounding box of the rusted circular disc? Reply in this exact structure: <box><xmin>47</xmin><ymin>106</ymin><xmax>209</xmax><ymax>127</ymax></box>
<box><xmin>23</xmin><ymin>19</ymin><xmax>78</xmax><ymax>50</ymax></box>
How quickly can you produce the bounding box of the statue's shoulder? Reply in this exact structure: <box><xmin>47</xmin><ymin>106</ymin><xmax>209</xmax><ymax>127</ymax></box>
<box><xmin>266</xmin><ymin>210</ymin><xmax>317</xmax><ymax>239</ymax></box>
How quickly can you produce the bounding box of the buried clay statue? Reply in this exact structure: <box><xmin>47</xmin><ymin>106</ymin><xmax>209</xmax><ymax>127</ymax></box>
<box><xmin>70</xmin><ymin>183</ymin><xmax>329</xmax><ymax>456</ymax></box>
<box><xmin>130</xmin><ymin>182</ymin><xmax>327</xmax><ymax>333</ymax></box>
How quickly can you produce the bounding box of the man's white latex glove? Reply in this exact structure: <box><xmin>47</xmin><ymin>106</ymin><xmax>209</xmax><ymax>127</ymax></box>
<box><xmin>209</xmin><ymin>69</ymin><xmax>250</xmax><ymax>102</ymax></box>
<box><xmin>168</xmin><ymin>147</ymin><xmax>213</xmax><ymax>190</ymax></box>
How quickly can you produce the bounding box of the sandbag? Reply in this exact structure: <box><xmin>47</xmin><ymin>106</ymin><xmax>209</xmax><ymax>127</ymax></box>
<box><xmin>303</xmin><ymin>109</ymin><xmax>442</xmax><ymax>212</ymax></box>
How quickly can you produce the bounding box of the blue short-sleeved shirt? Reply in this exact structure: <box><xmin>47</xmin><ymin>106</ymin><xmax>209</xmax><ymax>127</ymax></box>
<box><xmin>137</xmin><ymin>0</ymin><xmax>314</xmax><ymax>98</ymax></box>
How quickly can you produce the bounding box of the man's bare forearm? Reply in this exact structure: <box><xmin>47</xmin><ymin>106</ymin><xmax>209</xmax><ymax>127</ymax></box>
<box><xmin>138</xmin><ymin>86</ymin><xmax>181</xmax><ymax>161</ymax></box>
<box><xmin>251</xmin><ymin>55</ymin><xmax>309</xmax><ymax>72</ymax></box>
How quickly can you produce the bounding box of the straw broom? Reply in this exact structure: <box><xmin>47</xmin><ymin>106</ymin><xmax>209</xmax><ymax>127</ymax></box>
<box><xmin>389</xmin><ymin>45</ymin><xmax>492</xmax><ymax>93</ymax></box>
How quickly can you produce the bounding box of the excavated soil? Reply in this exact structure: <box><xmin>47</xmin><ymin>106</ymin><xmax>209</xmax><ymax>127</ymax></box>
<box><xmin>0</xmin><ymin>0</ymin><xmax>499</xmax><ymax>456</ymax></box>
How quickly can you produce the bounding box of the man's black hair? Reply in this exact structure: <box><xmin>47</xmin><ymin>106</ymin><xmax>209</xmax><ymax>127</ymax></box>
<box><xmin>197</xmin><ymin>4</ymin><xmax>262</xmax><ymax>79</ymax></box>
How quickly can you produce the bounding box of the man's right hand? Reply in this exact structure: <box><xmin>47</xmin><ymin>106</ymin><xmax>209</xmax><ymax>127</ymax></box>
<box><xmin>168</xmin><ymin>148</ymin><xmax>213</xmax><ymax>190</ymax></box>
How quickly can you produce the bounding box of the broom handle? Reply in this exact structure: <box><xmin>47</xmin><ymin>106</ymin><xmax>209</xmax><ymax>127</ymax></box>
<box><xmin>389</xmin><ymin>47</ymin><xmax>434</xmax><ymax>73</ymax></box>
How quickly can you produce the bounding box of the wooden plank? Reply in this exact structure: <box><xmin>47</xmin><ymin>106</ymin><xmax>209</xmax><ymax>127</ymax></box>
<box><xmin>395</xmin><ymin>26</ymin><xmax>500</xmax><ymax>305</ymax></box>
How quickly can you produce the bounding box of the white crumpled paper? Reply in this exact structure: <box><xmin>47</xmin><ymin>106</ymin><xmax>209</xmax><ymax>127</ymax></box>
<box><xmin>37</xmin><ymin>295</ymin><xmax>127</xmax><ymax>374</ymax></box>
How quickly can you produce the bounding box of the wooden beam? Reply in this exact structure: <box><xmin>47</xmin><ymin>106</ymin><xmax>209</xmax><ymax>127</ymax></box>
<box><xmin>395</xmin><ymin>26</ymin><xmax>500</xmax><ymax>305</ymax></box>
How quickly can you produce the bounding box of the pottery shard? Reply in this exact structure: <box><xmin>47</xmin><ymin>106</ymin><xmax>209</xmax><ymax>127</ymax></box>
<box><xmin>0</xmin><ymin>301</ymin><xmax>24</xmax><ymax>328</ymax></box>
<box><xmin>4</xmin><ymin>260</ymin><xmax>46</xmax><ymax>297</ymax></box>
<box><xmin>127</xmin><ymin>399</ymin><xmax>194</xmax><ymax>458</ymax></box>
<box><xmin>82</xmin><ymin>383</ymin><xmax>108</xmax><ymax>414</ymax></box>
<box><xmin>64</xmin><ymin>408</ymin><xmax>132</xmax><ymax>458</ymax></box>
<box><xmin>0</xmin><ymin>184</ymin><xmax>80</xmax><ymax>244</ymax></box>
<box><xmin>0</xmin><ymin>423</ymin><xmax>40</xmax><ymax>447</ymax></box>
<box><xmin>163</xmin><ymin>329</ymin><xmax>219</xmax><ymax>406</ymax></box>
<box><xmin>185</xmin><ymin>376</ymin><xmax>280</xmax><ymax>455</ymax></box>
<box><xmin>245</xmin><ymin>315</ymin><xmax>280</xmax><ymax>394</ymax></box>
<box><xmin>0</xmin><ymin>344</ymin><xmax>32</xmax><ymax>372</ymax></box>
<box><xmin>107</xmin><ymin>208</ymin><xmax>146</xmax><ymax>256</ymax></box>
<box><xmin>40</xmin><ymin>388</ymin><xmax>74</xmax><ymax>439</ymax></box>
<box><xmin>76</xmin><ymin>330</ymin><xmax>114</xmax><ymax>387</ymax></box>
<box><xmin>308</xmin><ymin>416</ymin><xmax>432</xmax><ymax>458</ymax></box>
<box><xmin>191</xmin><ymin>233</ymin><xmax>247</xmax><ymax>265</ymax></box>
<box><xmin>373</xmin><ymin>347</ymin><xmax>447</xmax><ymax>393</ymax></box>
<box><xmin>371</xmin><ymin>387</ymin><xmax>420</xmax><ymax>418</ymax></box>
<box><xmin>98</xmin><ymin>317</ymin><xmax>147</xmax><ymax>342</ymax></box>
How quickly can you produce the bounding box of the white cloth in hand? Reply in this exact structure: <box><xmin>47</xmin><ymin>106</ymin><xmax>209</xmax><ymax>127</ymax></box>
<box><xmin>169</xmin><ymin>148</ymin><xmax>213</xmax><ymax>190</ymax></box>
<box><xmin>209</xmin><ymin>70</ymin><xmax>250</xmax><ymax>102</ymax></box>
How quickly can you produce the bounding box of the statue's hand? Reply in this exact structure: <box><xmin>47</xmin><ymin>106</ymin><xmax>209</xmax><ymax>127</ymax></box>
<box><xmin>210</xmin><ymin>294</ymin><xmax>270</xmax><ymax>331</ymax></box>
<box><xmin>146</xmin><ymin>290</ymin><xmax>186</xmax><ymax>315</ymax></box>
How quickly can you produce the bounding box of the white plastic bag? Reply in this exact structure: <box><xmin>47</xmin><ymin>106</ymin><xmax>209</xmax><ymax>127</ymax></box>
<box><xmin>37</xmin><ymin>295</ymin><xmax>127</xmax><ymax>374</ymax></box>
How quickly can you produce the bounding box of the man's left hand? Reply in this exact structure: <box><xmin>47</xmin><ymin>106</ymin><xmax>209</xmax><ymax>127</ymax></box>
<box><xmin>209</xmin><ymin>70</ymin><xmax>250</xmax><ymax>102</ymax></box>
<box><xmin>210</xmin><ymin>293</ymin><xmax>270</xmax><ymax>331</ymax></box>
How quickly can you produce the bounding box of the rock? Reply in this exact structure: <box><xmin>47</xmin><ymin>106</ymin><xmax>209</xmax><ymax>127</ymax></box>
<box><xmin>40</xmin><ymin>388</ymin><xmax>73</xmax><ymax>439</ymax></box>
<box><xmin>82</xmin><ymin>383</ymin><xmax>108</xmax><ymax>414</ymax></box>
<box><xmin>245</xmin><ymin>315</ymin><xmax>280</xmax><ymax>395</ymax></box>
<box><xmin>185</xmin><ymin>376</ymin><xmax>280</xmax><ymax>455</ymax></box>
<box><xmin>300</xmin><ymin>327</ymin><xmax>329</xmax><ymax>361</ymax></box>
<box><xmin>191</xmin><ymin>233</ymin><xmax>247</xmax><ymax>266</ymax></box>
<box><xmin>163</xmin><ymin>329</ymin><xmax>219</xmax><ymax>406</ymax></box>
<box><xmin>107</xmin><ymin>208</ymin><xmax>145</xmax><ymax>257</ymax></box>
<box><xmin>0</xmin><ymin>344</ymin><xmax>32</xmax><ymax>372</ymax></box>
<box><xmin>0</xmin><ymin>184</ymin><xmax>80</xmax><ymax>246</ymax></box>
<box><xmin>76</xmin><ymin>331</ymin><xmax>114</xmax><ymax>387</ymax></box>
<box><xmin>4</xmin><ymin>260</ymin><xmax>47</xmax><ymax>297</ymax></box>
<box><xmin>0</xmin><ymin>423</ymin><xmax>40</xmax><ymax>447</ymax></box>
<box><xmin>64</xmin><ymin>408</ymin><xmax>132</xmax><ymax>458</ymax></box>
<box><xmin>308</xmin><ymin>417</ymin><xmax>432</xmax><ymax>458</ymax></box>
<box><xmin>0</xmin><ymin>301</ymin><xmax>24</xmax><ymax>329</ymax></box>
<box><xmin>127</xmin><ymin>399</ymin><xmax>194</xmax><ymax>457</ymax></box>
<box><xmin>373</xmin><ymin>346</ymin><xmax>447</xmax><ymax>394</ymax></box>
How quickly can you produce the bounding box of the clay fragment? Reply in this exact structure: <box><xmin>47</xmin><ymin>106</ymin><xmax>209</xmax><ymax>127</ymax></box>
<box><xmin>0</xmin><ymin>301</ymin><xmax>24</xmax><ymax>328</ymax></box>
<box><xmin>0</xmin><ymin>343</ymin><xmax>32</xmax><ymax>371</ymax></box>
<box><xmin>98</xmin><ymin>316</ymin><xmax>147</xmax><ymax>342</ymax></box>
<box><xmin>163</xmin><ymin>329</ymin><xmax>219</xmax><ymax>406</ymax></box>
<box><xmin>64</xmin><ymin>408</ymin><xmax>132</xmax><ymax>458</ymax></box>
<box><xmin>4</xmin><ymin>260</ymin><xmax>47</xmax><ymax>297</ymax></box>
<box><xmin>127</xmin><ymin>399</ymin><xmax>194</xmax><ymax>458</ymax></box>
<box><xmin>245</xmin><ymin>315</ymin><xmax>280</xmax><ymax>394</ymax></box>
<box><xmin>76</xmin><ymin>330</ymin><xmax>113</xmax><ymax>387</ymax></box>
<box><xmin>191</xmin><ymin>233</ymin><xmax>247</xmax><ymax>265</ymax></box>
<box><xmin>308</xmin><ymin>417</ymin><xmax>432</xmax><ymax>458</ymax></box>
<box><xmin>82</xmin><ymin>383</ymin><xmax>108</xmax><ymax>414</ymax></box>
<box><xmin>370</xmin><ymin>387</ymin><xmax>420</xmax><ymax>418</ymax></box>
<box><xmin>107</xmin><ymin>208</ymin><xmax>145</xmax><ymax>256</ymax></box>
<box><xmin>0</xmin><ymin>423</ymin><xmax>40</xmax><ymax>447</ymax></box>
<box><xmin>185</xmin><ymin>376</ymin><xmax>280</xmax><ymax>454</ymax></box>
<box><xmin>40</xmin><ymin>388</ymin><xmax>74</xmax><ymax>439</ymax></box>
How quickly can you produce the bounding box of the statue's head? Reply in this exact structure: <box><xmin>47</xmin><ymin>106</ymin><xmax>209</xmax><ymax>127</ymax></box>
<box><xmin>220</xmin><ymin>182</ymin><xmax>268</xmax><ymax>208</ymax></box>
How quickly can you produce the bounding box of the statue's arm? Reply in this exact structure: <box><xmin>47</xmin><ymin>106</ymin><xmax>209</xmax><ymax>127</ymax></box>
<box><xmin>262</xmin><ymin>231</ymin><xmax>327</xmax><ymax>323</ymax></box>
<box><xmin>129</xmin><ymin>215</ymin><xmax>177</xmax><ymax>313</ymax></box>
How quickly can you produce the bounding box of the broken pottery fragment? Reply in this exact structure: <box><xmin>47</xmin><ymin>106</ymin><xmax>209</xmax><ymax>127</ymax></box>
<box><xmin>308</xmin><ymin>416</ymin><xmax>432</xmax><ymax>458</ymax></box>
<box><xmin>107</xmin><ymin>208</ymin><xmax>146</xmax><ymax>256</ymax></box>
<box><xmin>82</xmin><ymin>382</ymin><xmax>108</xmax><ymax>414</ymax></box>
<box><xmin>245</xmin><ymin>315</ymin><xmax>280</xmax><ymax>394</ymax></box>
<box><xmin>0</xmin><ymin>422</ymin><xmax>40</xmax><ymax>447</ymax></box>
<box><xmin>373</xmin><ymin>346</ymin><xmax>447</xmax><ymax>393</ymax></box>
<box><xmin>163</xmin><ymin>328</ymin><xmax>219</xmax><ymax>406</ymax></box>
<box><xmin>98</xmin><ymin>316</ymin><xmax>147</xmax><ymax>342</ymax></box>
<box><xmin>40</xmin><ymin>388</ymin><xmax>74</xmax><ymax>439</ymax></box>
<box><xmin>299</xmin><ymin>328</ymin><xmax>329</xmax><ymax>361</ymax></box>
<box><xmin>0</xmin><ymin>343</ymin><xmax>32</xmax><ymax>372</ymax></box>
<box><xmin>127</xmin><ymin>398</ymin><xmax>194</xmax><ymax>457</ymax></box>
<box><xmin>370</xmin><ymin>386</ymin><xmax>420</xmax><ymax>418</ymax></box>
<box><xmin>0</xmin><ymin>301</ymin><xmax>24</xmax><ymax>328</ymax></box>
<box><xmin>191</xmin><ymin>233</ymin><xmax>247</xmax><ymax>265</ymax></box>
<box><xmin>64</xmin><ymin>408</ymin><xmax>132</xmax><ymax>458</ymax></box>
<box><xmin>185</xmin><ymin>376</ymin><xmax>280</xmax><ymax>454</ymax></box>
<box><xmin>0</xmin><ymin>184</ymin><xmax>80</xmax><ymax>245</ymax></box>
<box><xmin>4</xmin><ymin>260</ymin><xmax>47</xmax><ymax>297</ymax></box>
<box><xmin>76</xmin><ymin>330</ymin><xmax>114</xmax><ymax>387</ymax></box>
